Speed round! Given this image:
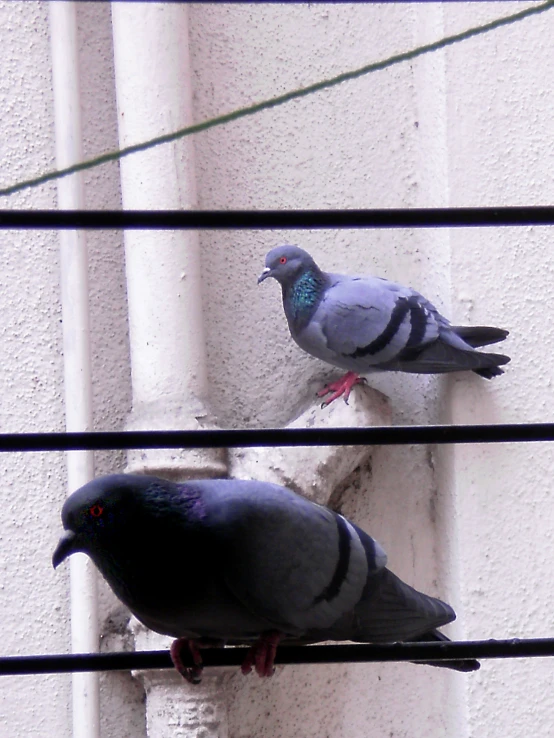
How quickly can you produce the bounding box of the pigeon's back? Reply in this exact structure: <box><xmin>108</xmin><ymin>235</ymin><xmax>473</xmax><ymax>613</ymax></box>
<box><xmin>294</xmin><ymin>273</ymin><xmax>432</xmax><ymax>369</ymax></box>
<box><xmin>296</xmin><ymin>270</ymin><xmax>508</xmax><ymax>378</ymax></box>
<box><xmin>107</xmin><ymin>478</ymin><xmax>380</xmax><ymax>642</ymax></box>
<box><xmin>194</xmin><ymin>479</ymin><xmax>383</xmax><ymax>636</ymax></box>
<box><xmin>178</xmin><ymin>480</ymin><xmax>458</xmax><ymax>647</ymax></box>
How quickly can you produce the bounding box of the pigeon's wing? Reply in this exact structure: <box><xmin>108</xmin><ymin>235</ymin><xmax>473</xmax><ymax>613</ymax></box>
<box><xmin>312</xmin><ymin>276</ymin><xmax>444</xmax><ymax>368</ymax></box>
<box><xmin>310</xmin><ymin>567</ymin><xmax>456</xmax><ymax>643</ymax></box>
<box><xmin>201</xmin><ymin>481</ymin><xmax>387</xmax><ymax>636</ymax></box>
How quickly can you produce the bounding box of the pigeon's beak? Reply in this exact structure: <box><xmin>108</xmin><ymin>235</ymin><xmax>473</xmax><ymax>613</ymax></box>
<box><xmin>257</xmin><ymin>267</ymin><xmax>271</xmax><ymax>284</ymax></box>
<box><xmin>52</xmin><ymin>530</ymin><xmax>79</xmax><ymax>569</ymax></box>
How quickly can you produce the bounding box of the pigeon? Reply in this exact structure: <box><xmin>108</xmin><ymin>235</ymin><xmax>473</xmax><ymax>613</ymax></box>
<box><xmin>53</xmin><ymin>473</ymin><xmax>479</xmax><ymax>683</ymax></box>
<box><xmin>258</xmin><ymin>245</ymin><xmax>510</xmax><ymax>405</ymax></box>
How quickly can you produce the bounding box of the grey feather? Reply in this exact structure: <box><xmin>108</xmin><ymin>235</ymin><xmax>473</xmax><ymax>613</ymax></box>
<box><xmin>53</xmin><ymin>474</ymin><xmax>479</xmax><ymax>673</ymax></box>
<box><xmin>258</xmin><ymin>245</ymin><xmax>510</xmax><ymax>381</ymax></box>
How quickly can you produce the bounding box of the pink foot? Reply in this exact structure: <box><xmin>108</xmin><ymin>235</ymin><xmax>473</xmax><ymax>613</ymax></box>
<box><xmin>317</xmin><ymin>371</ymin><xmax>366</xmax><ymax>407</ymax></box>
<box><xmin>170</xmin><ymin>637</ymin><xmax>225</xmax><ymax>685</ymax></box>
<box><xmin>241</xmin><ymin>631</ymin><xmax>283</xmax><ymax>678</ymax></box>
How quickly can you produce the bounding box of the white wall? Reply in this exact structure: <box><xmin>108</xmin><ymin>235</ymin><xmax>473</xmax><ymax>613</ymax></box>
<box><xmin>0</xmin><ymin>2</ymin><xmax>552</xmax><ymax>736</ymax></box>
<box><xmin>444</xmin><ymin>4</ymin><xmax>554</xmax><ymax>736</ymax></box>
<box><xmin>0</xmin><ymin>2</ymin><xmax>69</xmax><ymax>735</ymax></box>
<box><xmin>0</xmin><ymin>2</ymin><xmax>139</xmax><ymax>736</ymax></box>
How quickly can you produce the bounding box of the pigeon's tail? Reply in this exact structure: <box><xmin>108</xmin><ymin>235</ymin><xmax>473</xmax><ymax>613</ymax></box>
<box><xmin>407</xmin><ymin>630</ymin><xmax>481</xmax><ymax>673</ymax></box>
<box><xmin>299</xmin><ymin>568</ymin><xmax>480</xmax><ymax>673</ymax></box>
<box><xmin>449</xmin><ymin>326</ymin><xmax>510</xmax><ymax>378</ymax></box>
<box><xmin>469</xmin><ymin>352</ymin><xmax>510</xmax><ymax>379</ymax></box>
<box><xmin>451</xmin><ymin>325</ymin><xmax>508</xmax><ymax>348</ymax></box>
<box><xmin>392</xmin><ymin>338</ymin><xmax>511</xmax><ymax>378</ymax></box>
<box><xmin>472</xmin><ymin>361</ymin><xmax>508</xmax><ymax>379</ymax></box>
<box><xmin>359</xmin><ymin>569</ymin><xmax>480</xmax><ymax>673</ymax></box>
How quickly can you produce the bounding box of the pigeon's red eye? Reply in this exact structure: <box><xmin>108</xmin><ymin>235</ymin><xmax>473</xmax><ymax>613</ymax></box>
<box><xmin>89</xmin><ymin>504</ymin><xmax>104</xmax><ymax>518</ymax></box>
<box><xmin>279</xmin><ymin>256</ymin><xmax>287</xmax><ymax>264</ymax></box>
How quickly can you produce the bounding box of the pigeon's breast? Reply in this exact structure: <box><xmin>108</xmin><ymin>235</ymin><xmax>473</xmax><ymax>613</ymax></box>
<box><xmin>294</xmin><ymin>303</ymin><xmax>376</xmax><ymax>372</ymax></box>
<box><xmin>93</xmin><ymin>546</ymin><xmax>288</xmax><ymax>641</ymax></box>
<box><xmin>127</xmin><ymin>577</ymin><xmax>288</xmax><ymax>641</ymax></box>
<box><xmin>293</xmin><ymin>313</ymin><xmax>339</xmax><ymax>364</ymax></box>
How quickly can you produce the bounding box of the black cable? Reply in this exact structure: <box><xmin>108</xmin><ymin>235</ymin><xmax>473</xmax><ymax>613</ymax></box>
<box><xmin>0</xmin><ymin>423</ymin><xmax>553</xmax><ymax>453</ymax></box>
<box><xmin>1</xmin><ymin>207</ymin><xmax>554</xmax><ymax>230</ymax></box>
<box><xmin>2</xmin><ymin>638</ymin><xmax>553</xmax><ymax>676</ymax></box>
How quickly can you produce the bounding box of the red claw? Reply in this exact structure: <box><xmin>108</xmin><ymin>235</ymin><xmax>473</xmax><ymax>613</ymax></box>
<box><xmin>170</xmin><ymin>638</ymin><xmax>204</xmax><ymax>685</ymax></box>
<box><xmin>171</xmin><ymin>632</ymin><xmax>284</xmax><ymax>683</ymax></box>
<box><xmin>317</xmin><ymin>371</ymin><xmax>366</xmax><ymax>407</ymax></box>
<box><xmin>241</xmin><ymin>631</ymin><xmax>283</xmax><ymax>678</ymax></box>
<box><xmin>170</xmin><ymin>637</ymin><xmax>225</xmax><ymax>685</ymax></box>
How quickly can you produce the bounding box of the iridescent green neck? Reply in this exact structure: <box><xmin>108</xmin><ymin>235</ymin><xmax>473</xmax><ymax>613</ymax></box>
<box><xmin>284</xmin><ymin>268</ymin><xmax>326</xmax><ymax>330</ymax></box>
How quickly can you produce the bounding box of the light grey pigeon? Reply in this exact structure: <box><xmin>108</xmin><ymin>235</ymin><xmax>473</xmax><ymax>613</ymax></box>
<box><xmin>53</xmin><ymin>474</ymin><xmax>479</xmax><ymax>683</ymax></box>
<box><xmin>258</xmin><ymin>245</ymin><xmax>510</xmax><ymax>405</ymax></box>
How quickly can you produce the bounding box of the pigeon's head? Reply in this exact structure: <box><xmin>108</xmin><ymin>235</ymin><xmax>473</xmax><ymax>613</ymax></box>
<box><xmin>258</xmin><ymin>245</ymin><xmax>318</xmax><ymax>287</ymax></box>
<box><xmin>52</xmin><ymin>474</ymin><xmax>166</xmax><ymax>569</ymax></box>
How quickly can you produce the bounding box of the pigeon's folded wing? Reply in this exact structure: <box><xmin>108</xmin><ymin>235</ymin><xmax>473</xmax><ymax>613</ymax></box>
<box><xmin>310</xmin><ymin>567</ymin><xmax>456</xmax><ymax>643</ymax></box>
<box><xmin>316</xmin><ymin>276</ymin><xmax>442</xmax><ymax>366</ymax></box>
<box><xmin>203</xmin><ymin>484</ymin><xmax>386</xmax><ymax>635</ymax></box>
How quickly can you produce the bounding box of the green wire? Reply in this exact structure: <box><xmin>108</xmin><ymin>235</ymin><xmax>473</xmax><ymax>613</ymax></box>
<box><xmin>1</xmin><ymin>0</ymin><xmax>552</xmax><ymax>199</ymax></box>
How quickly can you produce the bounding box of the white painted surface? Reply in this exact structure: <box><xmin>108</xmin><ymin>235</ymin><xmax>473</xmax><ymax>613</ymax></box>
<box><xmin>0</xmin><ymin>2</ymin><xmax>137</xmax><ymax>737</ymax></box>
<box><xmin>111</xmin><ymin>1</ymin><xmax>226</xmax><ymax>481</ymax></box>
<box><xmin>443</xmin><ymin>5</ymin><xmax>554</xmax><ymax>737</ymax></box>
<box><xmin>0</xmin><ymin>2</ymin><xmax>552</xmax><ymax>737</ymax></box>
<box><xmin>49</xmin><ymin>4</ymin><xmax>100</xmax><ymax>736</ymax></box>
<box><xmin>230</xmin><ymin>384</ymin><xmax>391</xmax><ymax>505</ymax></box>
<box><xmin>0</xmin><ymin>2</ymin><xmax>70</xmax><ymax>736</ymax></box>
<box><xmin>111</xmin><ymin>2</ymin><xmax>206</xmax><ymax>410</ymax></box>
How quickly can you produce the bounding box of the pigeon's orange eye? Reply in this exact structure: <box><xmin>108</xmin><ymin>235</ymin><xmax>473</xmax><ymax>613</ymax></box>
<box><xmin>89</xmin><ymin>504</ymin><xmax>104</xmax><ymax>518</ymax></box>
<box><xmin>279</xmin><ymin>256</ymin><xmax>287</xmax><ymax>264</ymax></box>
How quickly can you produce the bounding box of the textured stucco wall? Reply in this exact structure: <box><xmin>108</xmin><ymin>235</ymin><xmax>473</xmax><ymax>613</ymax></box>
<box><xmin>0</xmin><ymin>2</ymin><xmax>137</xmax><ymax>737</ymax></box>
<box><xmin>442</xmin><ymin>4</ymin><xmax>554</xmax><ymax>737</ymax></box>
<box><xmin>0</xmin><ymin>2</ymin><xmax>552</xmax><ymax>737</ymax></box>
<box><xmin>74</xmin><ymin>4</ymin><xmax>145</xmax><ymax>737</ymax></box>
<box><xmin>0</xmin><ymin>3</ymin><xmax>69</xmax><ymax>736</ymax></box>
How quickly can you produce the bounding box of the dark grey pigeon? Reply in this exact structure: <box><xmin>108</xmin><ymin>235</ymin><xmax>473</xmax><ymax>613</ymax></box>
<box><xmin>53</xmin><ymin>474</ymin><xmax>479</xmax><ymax>683</ymax></box>
<box><xmin>258</xmin><ymin>245</ymin><xmax>510</xmax><ymax>405</ymax></box>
